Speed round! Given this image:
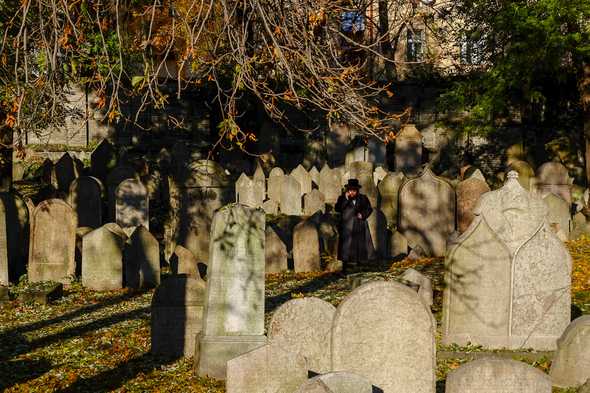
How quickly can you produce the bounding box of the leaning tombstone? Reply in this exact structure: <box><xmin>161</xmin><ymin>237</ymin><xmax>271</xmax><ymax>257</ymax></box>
<box><xmin>304</xmin><ymin>189</ymin><xmax>326</xmax><ymax>216</ymax></box>
<box><xmin>398</xmin><ymin>168</ymin><xmax>455</xmax><ymax>257</ymax></box>
<box><xmin>293</xmin><ymin>219</ymin><xmax>321</xmax><ymax>272</ymax></box>
<box><xmin>115</xmin><ymin>178</ymin><xmax>149</xmax><ymax>236</ymax></box>
<box><xmin>400</xmin><ymin>268</ymin><xmax>433</xmax><ymax>307</ymax></box>
<box><xmin>82</xmin><ymin>223</ymin><xmax>126</xmax><ymax>290</ymax></box>
<box><xmin>265</xmin><ymin>226</ymin><xmax>288</xmax><ymax>273</ymax></box>
<box><xmin>395</xmin><ymin>123</ymin><xmax>423</xmax><ymax>176</ymax></box>
<box><xmin>124</xmin><ymin>226</ymin><xmax>160</xmax><ymax>289</ymax></box>
<box><xmin>236</xmin><ymin>173</ymin><xmax>256</xmax><ymax>207</ymax></box>
<box><xmin>319</xmin><ymin>165</ymin><xmax>341</xmax><ymax>205</ymax></box>
<box><xmin>456</xmin><ymin>176</ymin><xmax>490</xmax><ymax>233</ymax></box>
<box><xmin>536</xmin><ymin>161</ymin><xmax>572</xmax><ymax>203</ymax></box>
<box><xmin>226</xmin><ymin>342</ymin><xmax>309</xmax><ymax>393</ymax></box>
<box><xmin>68</xmin><ymin>176</ymin><xmax>103</xmax><ymax>228</ymax></box>
<box><xmin>445</xmin><ymin>357</ymin><xmax>552</xmax><ymax>393</ymax></box>
<box><xmin>332</xmin><ymin>281</ymin><xmax>436</xmax><ymax>393</ymax></box>
<box><xmin>28</xmin><ymin>199</ymin><xmax>77</xmax><ymax>284</ymax></box>
<box><xmin>268</xmin><ymin>297</ymin><xmax>335</xmax><ymax>373</ymax></box>
<box><xmin>280</xmin><ymin>175</ymin><xmax>303</xmax><ymax>215</ymax></box>
<box><xmin>196</xmin><ymin>204</ymin><xmax>266</xmax><ymax>379</ymax></box>
<box><xmin>296</xmin><ymin>372</ymin><xmax>375</xmax><ymax>393</ymax></box>
<box><xmin>549</xmin><ymin>315</ymin><xmax>590</xmax><ymax>388</ymax></box>
<box><xmin>55</xmin><ymin>153</ymin><xmax>78</xmax><ymax>194</ymax></box>
<box><xmin>348</xmin><ymin>161</ymin><xmax>377</xmax><ymax>205</ymax></box>
<box><xmin>151</xmin><ymin>276</ymin><xmax>206</xmax><ymax>358</ymax></box>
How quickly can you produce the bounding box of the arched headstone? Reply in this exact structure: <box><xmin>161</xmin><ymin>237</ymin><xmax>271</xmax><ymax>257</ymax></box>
<box><xmin>82</xmin><ymin>223</ymin><xmax>126</xmax><ymax>290</ymax></box>
<box><xmin>115</xmin><ymin>178</ymin><xmax>148</xmax><ymax>235</ymax></box>
<box><xmin>69</xmin><ymin>176</ymin><xmax>103</xmax><ymax>228</ymax></box>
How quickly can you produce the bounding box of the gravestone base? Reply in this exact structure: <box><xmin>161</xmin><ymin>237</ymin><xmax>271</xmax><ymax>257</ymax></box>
<box><xmin>195</xmin><ymin>334</ymin><xmax>267</xmax><ymax>380</ymax></box>
<box><xmin>443</xmin><ymin>333</ymin><xmax>560</xmax><ymax>351</ymax></box>
<box><xmin>19</xmin><ymin>282</ymin><xmax>63</xmax><ymax>305</ymax></box>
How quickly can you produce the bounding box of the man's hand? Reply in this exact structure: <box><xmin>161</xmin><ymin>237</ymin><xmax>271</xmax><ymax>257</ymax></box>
<box><xmin>345</xmin><ymin>190</ymin><xmax>351</xmax><ymax>199</ymax></box>
<box><xmin>356</xmin><ymin>213</ymin><xmax>362</xmax><ymax>219</ymax></box>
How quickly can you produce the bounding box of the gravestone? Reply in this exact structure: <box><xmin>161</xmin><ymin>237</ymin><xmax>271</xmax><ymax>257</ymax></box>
<box><xmin>291</xmin><ymin>165</ymin><xmax>312</xmax><ymax>196</ymax></box>
<box><xmin>265</xmin><ymin>226</ymin><xmax>288</xmax><ymax>273</ymax></box>
<box><xmin>293</xmin><ymin>219</ymin><xmax>321</xmax><ymax>272</ymax></box>
<box><xmin>398</xmin><ymin>168</ymin><xmax>455</xmax><ymax>257</ymax></box>
<box><xmin>367</xmin><ymin>208</ymin><xmax>387</xmax><ymax>257</ymax></box>
<box><xmin>253</xmin><ymin>163</ymin><xmax>266</xmax><ymax>206</ymax></box>
<box><xmin>29</xmin><ymin>199</ymin><xmax>77</xmax><ymax>284</ymax></box>
<box><xmin>445</xmin><ymin>357</ymin><xmax>552</xmax><ymax>393</ymax></box>
<box><xmin>456</xmin><ymin>177</ymin><xmax>490</xmax><ymax>233</ymax></box>
<box><xmin>348</xmin><ymin>161</ymin><xmax>378</xmax><ymax>205</ymax></box>
<box><xmin>68</xmin><ymin>176</ymin><xmax>103</xmax><ymax>228</ymax></box>
<box><xmin>443</xmin><ymin>171</ymin><xmax>572</xmax><ymax>350</ymax></box>
<box><xmin>395</xmin><ymin>124</ymin><xmax>423</xmax><ymax>176</ymax></box>
<box><xmin>268</xmin><ymin>297</ymin><xmax>335</xmax><ymax>373</ymax></box>
<box><xmin>508</xmin><ymin>160</ymin><xmax>534</xmax><ymax>190</ymax></box>
<box><xmin>91</xmin><ymin>139</ymin><xmax>117</xmax><ymax>183</ymax></box>
<box><xmin>309</xmin><ymin>166</ymin><xmax>320</xmax><ymax>187</ymax></box>
<box><xmin>543</xmin><ymin>193</ymin><xmax>571</xmax><ymax>237</ymax></box>
<box><xmin>226</xmin><ymin>342</ymin><xmax>309</xmax><ymax>393</ymax></box>
<box><xmin>319</xmin><ymin>165</ymin><xmax>341</xmax><ymax>204</ymax></box>
<box><xmin>377</xmin><ymin>172</ymin><xmax>405</xmax><ymax>227</ymax></box>
<box><xmin>296</xmin><ymin>372</ymin><xmax>375</xmax><ymax>393</ymax></box>
<box><xmin>373</xmin><ymin>166</ymin><xmax>387</xmax><ymax>185</ymax></box>
<box><xmin>262</xmin><ymin>199</ymin><xmax>279</xmax><ymax>215</ymax></box>
<box><xmin>0</xmin><ymin>193</ymin><xmax>29</xmax><ymax>284</ymax></box>
<box><xmin>41</xmin><ymin>158</ymin><xmax>57</xmax><ymax>189</ymax></box>
<box><xmin>400</xmin><ymin>268</ymin><xmax>433</xmax><ymax>307</ymax></box>
<box><xmin>196</xmin><ymin>204</ymin><xmax>266</xmax><ymax>380</ymax></box>
<box><xmin>280</xmin><ymin>175</ymin><xmax>302</xmax><ymax>215</ymax></box>
<box><xmin>267</xmin><ymin>168</ymin><xmax>284</xmax><ymax>202</ymax></box>
<box><xmin>332</xmin><ymin>281</ymin><xmax>436</xmax><ymax>393</ymax></box>
<box><xmin>549</xmin><ymin>315</ymin><xmax>590</xmax><ymax>388</ymax></box>
<box><xmin>368</xmin><ymin>138</ymin><xmax>387</xmax><ymax>167</ymax></box>
<box><xmin>151</xmin><ymin>276</ymin><xmax>206</xmax><ymax>358</ymax></box>
<box><xmin>236</xmin><ymin>173</ymin><xmax>255</xmax><ymax>207</ymax></box>
<box><xmin>115</xmin><ymin>178</ymin><xmax>149</xmax><ymax>235</ymax></box>
<box><xmin>106</xmin><ymin>165</ymin><xmax>137</xmax><ymax>220</ymax></box>
<box><xmin>82</xmin><ymin>223</ymin><xmax>126</xmax><ymax>290</ymax></box>
<box><xmin>124</xmin><ymin>226</ymin><xmax>160</xmax><ymax>289</ymax></box>
<box><xmin>345</xmin><ymin>146</ymin><xmax>368</xmax><ymax>167</ymax></box>
<box><xmin>304</xmin><ymin>189</ymin><xmax>326</xmax><ymax>216</ymax></box>
<box><xmin>536</xmin><ymin>161</ymin><xmax>572</xmax><ymax>203</ymax></box>
<box><xmin>55</xmin><ymin>153</ymin><xmax>78</xmax><ymax>194</ymax></box>
<box><xmin>317</xmin><ymin>216</ymin><xmax>340</xmax><ymax>270</ymax></box>
<box><xmin>170</xmin><ymin>244</ymin><xmax>201</xmax><ymax>278</ymax></box>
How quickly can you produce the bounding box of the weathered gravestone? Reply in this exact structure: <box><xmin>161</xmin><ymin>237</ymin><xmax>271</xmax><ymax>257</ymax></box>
<box><xmin>543</xmin><ymin>193</ymin><xmax>571</xmax><ymax>237</ymax></box>
<box><xmin>170</xmin><ymin>244</ymin><xmax>202</xmax><ymax>279</ymax></box>
<box><xmin>265</xmin><ymin>226</ymin><xmax>288</xmax><ymax>273</ymax></box>
<box><xmin>116</xmin><ymin>178</ymin><xmax>149</xmax><ymax>235</ymax></box>
<box><xmin>291</xmin><ymin>165</ymin><xmax>312</xmax><ymax>196</ymax></box>
<box><xmin>236</xmin><ymin>174</ymin><xmax>258</xmax><ymax>208</ymax></box>
<box><xmin>268</xmin><ymin>297</ymin><xmax>335</xmax><ymax>373</ymax></box>
<box><xmin>295</xmin><ymin>372</ymin><xmax>375</xmax><ymax>393</ymax></box>
<box><xmin>332</xmin><ymin>281</ymin><xmax>436</xmax><ymax>393</ymax></box>
<box><xmin>395</xmin><ymin>124</ymin><xmax>423</xmax><ymax>176</ymax></box>
<box><xmin>82</xmin><ymin>223</ymin><xmax>126</xmax><ymax>290</ymax></box>
<box><xmin>400</xmin><ymin>268</ymin><xmax>433</xmax><ymax>307</ymax></box>
<box><xmin>90</xmin><ymin>139</ymin><xmax>117</xmax><ymax>183</ymax></box>
<box><xmin>151</xmin><ymin>276</ymin><xmax>206</xmax><ymax>358</ymax></box>
<box><xmin>398</xmin><ymin>168</ymin><xmax>455</xmax><ymax>257</ymax></box>
<box><xmin>549</xmin><ymin>315</ymin><xmax>590</xmax><ymax>388</ymax></box>
<box><xmin>106</xmin><ymin>165</ymin><xmax>137</xmax><ymax>220</ymax></box>
<box><xmin>373</xmin><ymin>166</ymin><xmax>387</xmax><ymax>186</ymax></box>
<box><xmin>456</xmin><ymin>176</ymin><xmax>490</xmax><ymax>233</ymax></box>
<box><xmin>377</xmin><ymin>172</ymin><xmax>405</xmax><ymax>227</ymax></box>
<box><xmin>262</xmin><ymin>199</ymin><xmax>279</xmax><ymax>215</ymax></box>
<box><xmin>293</xmin><ymin>219</ymin><xmax>321</xmax><ymax>272</ymax></box>
<box><xmin>124</xmin><ymin>226</ymin><xmax>160</xmax><ymax>289</ymax></box>
<box><xmin>68</xmin><ymin>176</ymin><xmax>103</xmax><ymax>228</ymax></box>
<box><xmin>536</xmin><ymin>161</ymin><xmax>572</xmax><ymax>203</ymax></box>
<box><xmin>367</xmin><ymin>208</ymin><xmax>388</xmax><ymax>258</ymax></box>
<box><xmin>280</xmin><ymin>175</ymin><xmax>302</xmax><ymax>215</ymax></box>
<box><xmin>445</xmin><ymin>357</ymin><xmax>552</xmax><ymax>393</ymax></box>
<box><xmin>253</xmin><ymin>163</ymin><xmax>266</xmax><ymax>205</ymax></box>
<box><xmin>267</xmin><ymin>168</ymin><xmax>285</xmax><ymax>203</ymax></box>
<box><xmin>443</xmin><ymin>171</ymin><xmax>572</xmax><ymax>350</ymax></box>
<box><xmin>41</xmin><ymin>158</ymin><xmax>57</xmax><ymax>189</ymax></box>
<box><xmin>226</xmin><ymin>342</ymin><xmax>309</xmax><ymax>393</ymax></box>
<box><xmin>0</xmin><ymin>193</ymin><xmax>29</xmax><ymax>284</ymax></box>
<box><xmin>319</xmin><ymin>165</ymin><xmax>341</xmax><ymax>204</ymax></box>
<box><xmin>29</xmin><ymin>199</ymin><xmax>77</xmax><ymax>284</ymax></box>
<box><xmin>348</xmin><ymin>161</ymin><xmax>378</xmax><ymax>205</ymax></box>
<box><xmin>345</xmin><ymin>146</ymin><xmax>368</xmax><ymax>167</ymax></box>
<box><xmin>508</xmin><ymin>160</ymin><xmax>534</xmax><ymax>191</ymax></box>
<box><xmin>304</xmin><ymin>189</ymin><xmax>326</xmax><ymax>216</ymax></box>
<box><xmin>196</xmin><ymin>204</ymin><xmax>266</xmax><ymax>380</ymax></box>
<box><xmin>55</xmin><ymin>153</ymin><xmax>78</xmax><ymax>194</ymax></box>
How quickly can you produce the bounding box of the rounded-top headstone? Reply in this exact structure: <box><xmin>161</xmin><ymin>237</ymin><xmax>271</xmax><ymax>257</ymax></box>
<box><xmin>549</xmin><ymin>315</ymin><xmax>590</xmax><ymax>388</ymax></box>
<box><xmin>537</xmin><ymin>161</ymin><xmax>570</xmax><ymax>185</ymax></box>
<box><xmin>185</xmin><ymin>160</ymin><xmax>229</xmax><ymax>188</ymax></box>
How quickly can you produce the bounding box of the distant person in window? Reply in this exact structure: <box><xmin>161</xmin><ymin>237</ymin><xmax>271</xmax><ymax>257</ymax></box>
<box><xmin>335</xmin><ymin>179</ymin><xmax>375</xmax><ymax>274</ymax></box>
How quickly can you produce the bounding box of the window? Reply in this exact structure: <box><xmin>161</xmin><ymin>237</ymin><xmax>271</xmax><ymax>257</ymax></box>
<box><xmin>341</xmin><ymin>12</ymin><xmax>365</xmax><ymax>34</ymax></box>
<box><xmin>406</xmin><ymin>29</ymin><xmax>424</xmax><ymax>62</ymax></box>
<box><xmin>460</xmin><ymin>37</ymin><xmax>484</xmax><ymax>65</ymax></box>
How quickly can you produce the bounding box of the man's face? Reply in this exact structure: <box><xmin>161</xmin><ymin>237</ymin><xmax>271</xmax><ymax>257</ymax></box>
<box><xmin>348</xmin><ymin>188</ymin><xmax>359</xmax><ymax>198</ymax></box>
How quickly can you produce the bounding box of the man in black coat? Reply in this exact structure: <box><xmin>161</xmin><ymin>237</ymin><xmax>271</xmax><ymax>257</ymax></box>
<box><xmin>335</xmin><ymin>178</ymin><xmax>376</xmax><ymax>273</ymax></box>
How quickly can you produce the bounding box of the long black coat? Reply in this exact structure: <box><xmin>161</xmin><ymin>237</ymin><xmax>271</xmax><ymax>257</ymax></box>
<box><xmin>335</xmin><ymin>193</ymin><xmax>376</xmax><ymax>263</ymax></box>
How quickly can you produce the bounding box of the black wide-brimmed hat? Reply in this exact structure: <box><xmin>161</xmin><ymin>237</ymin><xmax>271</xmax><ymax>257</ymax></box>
<box><xmin>345</xmin><ymin>178</ymin><xmax>362</xmax><ymax>189</ymax></box>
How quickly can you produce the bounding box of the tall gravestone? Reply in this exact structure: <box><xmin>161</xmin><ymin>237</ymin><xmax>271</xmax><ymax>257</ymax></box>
<box><xmin>116</xmin><ymin>178</ymin><xmax>149</xmax><ymax>235</ymax></box>
<box><xmin>236</xmin><ymin>173</ymin><xmax>255</xmax><ymax>207</ymax></box>
<box><xmin>293</xmin><ymin>219</ymin><xmax>321</xmax><ymax>272</ymax></box>
<box><xmin>196</xmin><ymin>204</ymin><xmax>266</xmax><ymax>379</ymax></box>
<box><xmin>267</xmin><ymin>168</ymin><xmax>285</xmax><ymax>203</ymax></box>
<box><xmin>124</xmin><ymin>226</ymin><xmax>160</xmax><ymax>289</ymax></box>
<box><xmin>536</xmin><ymin>161</ymin><xmax>572</xmax><ymax>203</ymax></box>
<box><xmin>319</xmin><ymin>165</ymin><xmax>341</xmax><ymax>205</ymax></box>
<box><xmin>332</xmin><ymin>281</ymin><xmax>436</xmax><ymax>393</ymax></box>
<box><xmin>291</xmin><ymin>165</ymin><xmax>312</xmax><ymax>196</ymax></box>
<box><xmin>265</xmin><ymin>226</ymin><xmax>288</xmax><ymax>273</ymax></box>
<box><xmin>29</xmin><ymin>199</ymin><xmax>77</xmax><ymax>284</ymax></box>
<box><xmin>280</xmin><ymin>175</ymin><xmax>302</xmax><ymax>215</ymax></box>
<box><xmin>445</xmin><ymin>357</ymin><xmax>552</xmax><ymax>393</ymax></box>
<box><xmin>456</xmin><ymin>176</ymin><xmax>490</xmax><ymax>233</ymax></box>
<box><xmin>398</xmin><ymin>168</ymin><xmax>455</xmax><ymax>257</ymax></box>
<box><xmin>151</xmin><ymin>276</ymin><xmax>206</xmax><ymax>358</ymax></box>
<box><xmin>395</xmin><ymin>124</ymin><xmax>422</xmax><ymax>176</ymax></box>
<box><xmin>378</xmin><ymin>172</ymin><xmax>405</xmax><ymax>227</ymax></box>
<box><xmin>443</xmin><ymin>171</ymin><xmax>572</xmax><ymax>350</ymax></box>
<box><xmin>82</xmin><ymin>223</ymin><xmax>126</xmax><ymax>290</ymax></box>
<box><xmin>106</xmin><ymin>165</ymin><xmax>137</xmax><ymax>220</ymax></box>
<box><xmin>0</xmin><ymin>193</ymin><xmax>29</xmax><ymax>284</ymax></box>
<box><xmin>549</xmin><ymin>315</ymin><xmax>590</xmax><ymax>388</ymax></box>
<box><xmin>55</xmin><ymin>153</ymin><xmax>78</xmax><ymax>194</ymax></box>
<box><xmin>68</xmin><ymin>176</ymin><xmax>103</xmax><ymax>228</ymax></box>
<box><xmin>90</xmin><ymin>139</ymin><xmax>117</xmax><ymax>183</ymax></box>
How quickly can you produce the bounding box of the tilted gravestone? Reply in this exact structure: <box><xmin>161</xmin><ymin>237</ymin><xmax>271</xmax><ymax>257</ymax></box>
<box><xmin>68</xmin><ymin>176</ymin><xmax>103</xmax><ymax>228</ymax></box>
<box><xmin>55</xmin><ymin>153</ymin><xmax>78</xmax><ymax>194</ymax></box>
<box><xmin>226</xmin><ymin>342</ymin><xmax>309</xmax><ymax>393</ymax></box>
<box><xmin>400</xmin><ymin>268</ymin><xmax>433</xmax><ymax>307</ymax></box>
<box><xmin>116</xmin><ymin>178</ymin><xmax>149</xmax><ymax>235</ymax></box>
<box><xmin>332</xmin><ymin>281</ymin><xmax>436</xmax><ymax>393</ymax></box>
<box><xmin>377</xmin><ymin>171</ymin><xmax>405</xmax><ymax>227</ymax></box>
<box><xmin>291</xmin><ymin>165</ymin><xmax>312</xmax><ymax>196</ymax></box>
<box><xmin>0</xmin><ymin>192</ymin><xmax>29</xmax><ymax>284</ymax></box>
<box><xmin>151</xmin><ymin>276</ymin><xmax>206</xmax><ymax>358</ymax></box>
<box><xmin>445</xmin><ymin>357</ymin><xmax>552</xmax><ymax>393</ymax></box>
<box><xmin>536</xmin><ymin>161</ymin><xmax>572</xmax><ymax>203</ymax></box>
<box><xmin>456</xmin><ymin>176</ymin><xmax>490</xmax><ymax>233</ymax></box>
<box><xmin>267</xmin><ymin>167</ymin><xmax>285</xmax><ymax>203</ymax></box>
<box><xmin>443</xmin><ymin>171</ymin><xmax>572</xmax><ymax>350</ymax></box>
<box><xmin>29</xmin><ymin>199</ymin><xmax>77</xmax><ymax>284</ymax></box>
<box><xmin>549</xmin><ymin>315</ymin><xmax>590</xmax><ymax>388</ymax></box>
<box><xmin>543</xmin><ymin>193</ymin><xmax>571</xmax><ymax>237</ymax></box>
<box><xmin>280</xmin><ymin>175</ymin><xmax>302</xmax><ymax>215</ymax></box>
<box><xmin>293</xmin><ymin>218</ymin><xmax>321</xmax><ymax>272</ymax></box>
<box><xmin>90</xmin><ymin>139</ymin><xmax>117</xmax><ymax>183</ymax></box>
<box><xmin>304</xmin><ymin>189</ymin><xmax>326</xmax><ymax>216</ymax></box>
<box><xmin>82</xmin><ymin>223</ymin><xmax>126</xmax><ymax>290</ymax></box>
<box><xmin>395</xmin><ymin>124</ymin><xmax>422</xmax><ymax>176</ymax></box>
<box><xmin>196</xmin><ymin>204</ymin><xmax>266</xmax><ymax>380</ymax></box>
<box><xmin>398</xmin><ymin>168</ymin><xmax>455</xmax><ymax>257</ymax></box>
<box><xmin>268</xmin><ymin>297</ymin><xmax>335</xmax><ymax>374</ymax></box>
<box><xmin>265</xmin><ymin>226</ymin><xmax>288</xmax><ymax>273</ymax></box>
<box><xmin>319</xmin><ymin>165</ymin><xmax>341</xmax><ymax>205</ymax></box>
<box><xmin>124</xmin><ymin>226</ymin><xmax>160</xmax><ymax>289</ymax></box>
<box><xmin>295</xmin><ymin>372</ymin><xmax>375</xmax><ymax>393</ymax></box>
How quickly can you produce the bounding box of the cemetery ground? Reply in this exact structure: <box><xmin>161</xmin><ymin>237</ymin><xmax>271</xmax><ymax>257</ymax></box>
<box><xmin>0</xmin><ymin>241</ymin><xmax>588</xmax><ymax>393</ymax></box>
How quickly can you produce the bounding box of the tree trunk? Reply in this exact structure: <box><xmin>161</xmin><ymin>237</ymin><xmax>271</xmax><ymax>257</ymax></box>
<box><xmin>0</xmin><ymin>125</ymin><xmax>12</xmax><ymax>192</ymax></box>
<box><xmin>581</xmin><ymin>64</ymin><xmax>590</xmax><ymax>186</ymax></box>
